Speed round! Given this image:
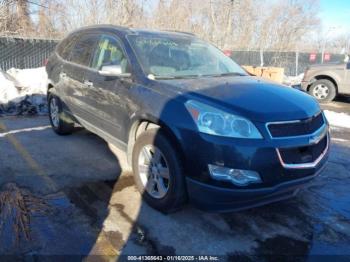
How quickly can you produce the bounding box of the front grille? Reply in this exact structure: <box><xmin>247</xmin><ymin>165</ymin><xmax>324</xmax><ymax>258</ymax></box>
<box><xmin>268</xmin><ymin>113</ymin><xmax>324</xmax><ymax>138</ymax></box>
<box><xmin>278</xmin><ymin>135</ymin><xmax>327</xmax><ymax>165</ymax></box>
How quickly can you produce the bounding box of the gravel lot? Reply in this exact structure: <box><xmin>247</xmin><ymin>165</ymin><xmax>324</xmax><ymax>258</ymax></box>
<box><xmin>0</xmin><ymin>98</ymin><xmax>349</xmax><ymax>260</ymax></box>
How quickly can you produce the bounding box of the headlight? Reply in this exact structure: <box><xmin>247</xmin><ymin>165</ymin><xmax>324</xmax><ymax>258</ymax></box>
<box><xmin>185</xmin><ymin>100</ymin><xmax>262</xmax><ymax>139</ymax></box>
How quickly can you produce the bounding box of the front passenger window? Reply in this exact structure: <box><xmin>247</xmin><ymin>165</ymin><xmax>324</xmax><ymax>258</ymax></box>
<box><xmin>92</xmin><ymin>36</ymin><xmax>129</xmax><ymax>73</ymax></box>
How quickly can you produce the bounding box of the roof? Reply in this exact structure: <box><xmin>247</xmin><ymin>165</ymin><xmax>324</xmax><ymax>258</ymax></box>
<box><xmin>70</xmin><ymin>24</ymin><xmax>196</xmax><ymax>38</ymax></box>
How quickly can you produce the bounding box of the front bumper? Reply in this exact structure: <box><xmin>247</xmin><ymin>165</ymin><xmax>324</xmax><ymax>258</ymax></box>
<box><xmin>186</xmin><ymin>164</ymin><xmax>326</xmax><ymax>212</ymax></box>
<box><xmin>177</xmin><ymin>120</ymin><xmax>330</xmax><ymax>211</ymax></box>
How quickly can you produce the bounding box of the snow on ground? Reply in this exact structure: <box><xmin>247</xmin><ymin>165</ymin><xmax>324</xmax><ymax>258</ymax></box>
<box><xmin>324</xmin><ymin>110</ymin><xmax>350</xmax><ymax>129</ymax></box>
<box><xmin>0</xmin><ymin>67</ymin><xmax>48</xmax><ymax>115</ymax></box>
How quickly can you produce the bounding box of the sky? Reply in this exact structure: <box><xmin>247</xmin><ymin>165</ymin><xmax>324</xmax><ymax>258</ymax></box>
<box><xmin>319</xmin><ymin>0</ymin><xmax>350</xmax><ymax>36</ymax></box>
<box><xmin>144</xmin><ymin>0</ymin><xmax>350</xmax><ymax>37</ymax></box>
<box><xmin>28</xmin><ymin>0</ymin><xmax>349</xmax><ymax>38</ymax></box>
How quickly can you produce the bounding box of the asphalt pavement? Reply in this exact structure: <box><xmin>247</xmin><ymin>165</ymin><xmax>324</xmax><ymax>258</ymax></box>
<box><xmin>0</xmin><ymin>99</ymin><xmax>349</xmax><ymax>260</ymax></box>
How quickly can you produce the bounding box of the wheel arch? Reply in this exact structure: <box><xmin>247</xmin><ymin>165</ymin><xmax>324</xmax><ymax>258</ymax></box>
<box><xmin>127</xmin><ymin>115</ymin><xmax>185</xmax><ymax>167</ymax></box>
<box><xmin>308</xmin><ymin>75</ymin><xmax>338</xmax><ymax>93</ymax></box>
<box><xmin>47</xmin><ymin>82</ymin><xmax>57</xmax><ymax>98</ymax></box>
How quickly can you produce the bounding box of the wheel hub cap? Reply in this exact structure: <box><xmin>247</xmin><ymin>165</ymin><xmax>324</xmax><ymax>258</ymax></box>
<box><xmin>138</xmin><ymin>145</ymin><xmax>170</xmax><ymax>199</ymax></box>
<box><xmin>313</xmin><ymin>84</ymin><xmax>329</xmax><ymax>99</ymax></box>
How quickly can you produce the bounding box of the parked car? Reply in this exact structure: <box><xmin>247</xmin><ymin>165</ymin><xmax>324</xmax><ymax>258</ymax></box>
<box><xmin>301</xmin><ymin>62</ymin><xmax>350</xmax><ymax>102</ymax></box>
<box><xmin>46</xmin><ymin>25</ymin><xmax>330</xmax><ymax>212</ymax></box>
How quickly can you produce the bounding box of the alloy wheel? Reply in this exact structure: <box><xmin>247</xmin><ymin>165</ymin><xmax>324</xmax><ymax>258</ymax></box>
<box><xmin>50</xmin><ymin>97</ymin><xmax>59</xmax><ymax>128</ymax></box>
<box><xmin>138</xmin><ymin>145</ymin><xmax>170</xmax><ymax>199</ymax></box>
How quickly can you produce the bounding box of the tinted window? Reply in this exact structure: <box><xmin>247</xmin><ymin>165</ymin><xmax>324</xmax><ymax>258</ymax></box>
<box><xmin>91</xmin><ymin>35</ymin><xmax>129</xmax><ymax>73</ymax></box>
<box><xmin>70</xmin><ymin>34</ymin><xmax>98</xmax><ymax>66</ymax></box>
<box><xmin>57</xmin><ymin>36</ymin><xmax>77</xmax><ymax>60</ymax></box>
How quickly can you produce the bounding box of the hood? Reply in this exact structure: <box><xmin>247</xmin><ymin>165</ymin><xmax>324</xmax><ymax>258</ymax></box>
<box><xmin>158</xmin><ymin>76</ymin><xmax>320</xmax><ymax>122</ymax></box>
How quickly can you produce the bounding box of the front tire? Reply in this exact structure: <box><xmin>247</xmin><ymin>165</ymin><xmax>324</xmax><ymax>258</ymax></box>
<box><xmin>132</xmin><ymin>129</ymin><xmax>187</xmax><ymax>213</ymax></box>
<box><xmin>48</xmin><ymin>94</ymin><xmax>74</xmax><ymax>135</ymax></box>
<box><xmin>309</xmin><ymin>79</ymin><xmax>336</xmax><ymax>103</ymax></box>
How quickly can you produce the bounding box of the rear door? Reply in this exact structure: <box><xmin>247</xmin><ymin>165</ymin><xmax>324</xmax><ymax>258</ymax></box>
<box><xmin>84</xmin><ymin>34</ymin><xmax>133</xmax><ymax>142</ymax></box>
<box><xmin>53</xmin><ymin>35</ymin><xmax>78</xmax><ymax>104</ymax></box>
<box><xmin>62</xmin><ymin>33</ymin><xmax>99</xmax><ymax>121</ymax></box>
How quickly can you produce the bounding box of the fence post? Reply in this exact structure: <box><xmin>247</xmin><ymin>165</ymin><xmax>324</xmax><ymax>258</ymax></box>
<box><xmin>260</xmin><ymin>49</ymin><xmax>264</xmax><ymax>67</ymax></box>
<box><xmin>295</xmin><ymin>50</ymin><xmax>299</xmax><ymax>76</ymax></box>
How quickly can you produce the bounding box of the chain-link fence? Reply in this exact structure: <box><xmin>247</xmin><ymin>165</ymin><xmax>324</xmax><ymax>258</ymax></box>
<box><xmin>231</xmin><ymin>50</ymin><xmax>345</xmax><ymax>76</ymax></box>
<box><xmin>0</xmin><ymin>36</ymin><xmax>346</xmax><ymax>76</ymax></box>
<box><xmin>0</xmin><ymin>37</ymin><xmax>58</xmax><ymax>71</ymax></box>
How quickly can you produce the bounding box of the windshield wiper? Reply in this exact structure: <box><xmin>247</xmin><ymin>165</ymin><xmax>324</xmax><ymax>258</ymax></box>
<box><xmin>153</xmin><ymin>72</ymin><xmax>246</xmax><ymax>80</ymax></box>
<box><xmin>153</xmin><ymin>76</ymin><xmax>176</xmax><ymax>79</ymax></box>
<box><xmin>153</xmin><ymin>74</ymin><xmax>202</xmax><ymax>80</ymax></box>
<box><xmin>214</xmin><ymin>72</ymin><xmax>247</xmax><ymax>77</ymax></box>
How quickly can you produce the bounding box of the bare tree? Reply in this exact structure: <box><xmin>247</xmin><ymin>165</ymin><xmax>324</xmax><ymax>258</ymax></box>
<box><xmin>16</xmin><ymin>0</ymin><xmax>31</xmax><ymax>31</ymax></box>
<box><xmin>1</xmin><ymin>0</ymin><xmax>33</xmax><ymax>36</ymax></box>
<box><xmin>0</xmin><ymin>0</ymin><xmax>329</xmax><ymax>52</ymax></box>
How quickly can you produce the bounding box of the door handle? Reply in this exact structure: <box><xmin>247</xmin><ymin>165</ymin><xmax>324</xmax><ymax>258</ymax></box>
<box><xmin>84</xmin><ymin>80</ymin><xmax>94</xmax><ymax>88</ymax></box>
<box><xmin>60</xmin><ymin>72</ymin><xmax>67</xmax><ymax>78</ymax></box>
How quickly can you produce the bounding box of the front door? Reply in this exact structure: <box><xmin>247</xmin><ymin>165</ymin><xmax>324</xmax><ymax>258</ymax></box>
<box><xmin>84</xmin><ymin>34</ymin><xmax>133</xmax><ymax>142</ymax></box>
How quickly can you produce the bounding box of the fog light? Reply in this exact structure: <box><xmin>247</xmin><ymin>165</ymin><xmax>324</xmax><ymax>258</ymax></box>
<box><xmin>208</xmin><ymin>164</ymin><xmax>262</xmax><ymax>186</ymax></box>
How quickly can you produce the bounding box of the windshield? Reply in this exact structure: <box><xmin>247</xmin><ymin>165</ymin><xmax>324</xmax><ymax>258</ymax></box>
<box><xmin>127</xmin><ymin>34</ymin><xmax>247</xmax><ymax>79</ymax></box>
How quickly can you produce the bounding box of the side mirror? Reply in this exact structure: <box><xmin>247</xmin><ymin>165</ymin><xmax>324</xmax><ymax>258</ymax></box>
<box><xmin>98</xmin><ymin>65</ymin><xmax>131</xmax><ymax>77</ymax></box>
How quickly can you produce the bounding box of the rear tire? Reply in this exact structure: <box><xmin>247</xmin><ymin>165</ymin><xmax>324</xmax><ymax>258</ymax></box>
<box><xmin>48</xmin><ymin>94</ymin><xmax>74</xmax><ymax>135</ymax></box>
<box><xmin>309</xmin><ymin>79</ymin><xmax>336</xmax><ymax>103</ymax></box>
<box><xmin>132</xmin><ymin>129</ymin><xmax>187</xmax><ymax>213</ymax></box>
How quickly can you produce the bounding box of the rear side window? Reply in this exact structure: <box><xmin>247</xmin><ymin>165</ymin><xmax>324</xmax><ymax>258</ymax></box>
<box><xmin>70</xmin><ymin>34</ymin><xmax>98</xmax><ymax>66</ymax></box>
<box><xmin>56</xmin><ymin>35</ymin><xmax>77</xmax><ymax>60</ymax></box>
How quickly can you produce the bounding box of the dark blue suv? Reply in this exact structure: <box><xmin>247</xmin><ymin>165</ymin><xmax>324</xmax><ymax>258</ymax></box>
<box><xmin>46</xmin><ymin>25</ymin><xmax>329</xmax><ymax>212</ymax></box>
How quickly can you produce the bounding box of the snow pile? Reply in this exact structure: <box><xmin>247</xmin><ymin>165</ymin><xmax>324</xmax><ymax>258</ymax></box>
<box><xmin>6</xmin><ymin>67</ymin><xmax>48</xmax><ymax>95</ymax></box>
<box><xmin>324</xmin><ymin>110</ymin><xmax>350</xmax><ymax>129</ymax></box>
<box><xmin>283</xmin><ymin>73</ymin><xmax>304</xmax><ymax>86</ymax></box>
<box><xmin>0</xmin><ymin>67</ymin><xmax>48</xmax><ymax>115</ymax></box>
<box><xmin>0</xmin><ymin>72</ymin><xmax>19</xmax><ymax>105</ymax></box>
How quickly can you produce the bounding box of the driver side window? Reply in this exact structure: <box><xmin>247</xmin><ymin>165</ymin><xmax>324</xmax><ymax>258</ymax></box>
<box><xmin>92</xmin><ymin>35</ymin><xmax>129</xmax><ymax>73</ymax></box>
